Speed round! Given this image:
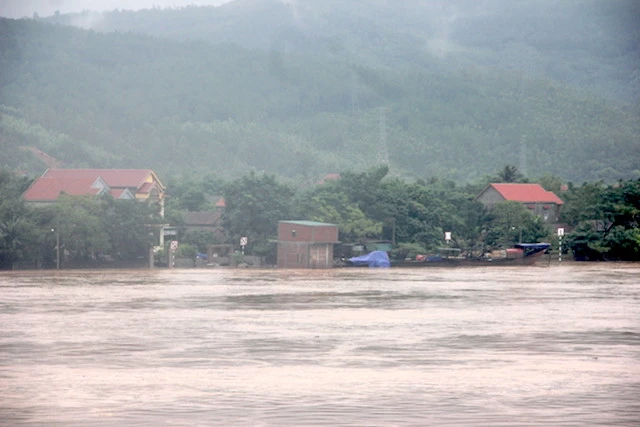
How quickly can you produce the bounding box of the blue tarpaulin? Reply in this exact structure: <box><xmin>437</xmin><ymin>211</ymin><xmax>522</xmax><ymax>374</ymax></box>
<box><xmin>349</xmin><ymin>251</ymin><xmax>391</xmax><ymax>268</ymax></box>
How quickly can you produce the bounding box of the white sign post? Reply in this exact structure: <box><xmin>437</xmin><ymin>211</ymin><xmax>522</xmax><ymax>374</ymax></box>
<box><xmin>557</xmin><ymin>228</ymin><xmax>564</xmax><ymax>263</ymax></box>
<box><xmin>240</xmin><ymin>237</ymin><xmax>248</xmax><ymax>255</ymax></box>
<box><xmin>169</xmin><ymin>240</ymin><xmax>178</xmax><ymax>268</ymax></box>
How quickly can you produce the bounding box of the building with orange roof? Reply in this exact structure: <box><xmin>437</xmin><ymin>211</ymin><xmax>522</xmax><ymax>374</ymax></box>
<box><xmin>475</xmin><ymin>183</ymin><xmax>564</xmax><ymax>223</ymax></box>
<box><xmin>22</xmin><ymin>168</ymin><xmax>165</xmax><ymax>216</ymax></box>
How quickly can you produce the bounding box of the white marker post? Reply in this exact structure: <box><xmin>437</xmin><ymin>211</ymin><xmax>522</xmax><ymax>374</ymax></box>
<box><xmin>169</xmin><ymin>240</ymin><xmax>178</xmax><ymax>268</ymax></box>
<box><xmin>240</xmin><ymin>236</ymin><xmax>248</xmax><ymax>255</ymax></box>
<box><xmin>557</xmin><ymin>228</ymin><xmax>564</xmax><ymax>263</ymax></box>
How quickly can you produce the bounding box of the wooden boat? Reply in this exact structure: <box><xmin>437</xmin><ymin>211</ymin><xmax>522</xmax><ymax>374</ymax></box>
<box><xmin>392</xmin><ymin>243</ymin><xmax>551</xmax><ymax>267</ymax></box>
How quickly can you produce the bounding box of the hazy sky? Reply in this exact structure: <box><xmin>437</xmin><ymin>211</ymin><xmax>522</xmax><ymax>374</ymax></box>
<box><xmin>0</xmin><ymin>0</ymin><xmax>233</xmax><ymax>18</ymax></box>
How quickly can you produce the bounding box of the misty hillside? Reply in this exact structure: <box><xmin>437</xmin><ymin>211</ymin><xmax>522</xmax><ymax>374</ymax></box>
<box><xmin>46</xmin><ymin>0</ymin><xmax>640</xmax><ymax>103</ymax></box>
<box><xmin>0</xmin><ymin>1</ymin><xmax>639</xmax><ymax>183</ymax></box>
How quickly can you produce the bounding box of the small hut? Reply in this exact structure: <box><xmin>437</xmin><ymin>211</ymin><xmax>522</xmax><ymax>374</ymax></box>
<box><xmin>277</xmin><ymin>221</ymin><xmax>340</xmax><ymax>269</ymax></box>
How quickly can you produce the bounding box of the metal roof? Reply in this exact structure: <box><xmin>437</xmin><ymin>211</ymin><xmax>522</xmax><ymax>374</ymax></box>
<box><xmin>279</xmin><ymin>220</ymin><xmax>338</xmax><ymax>227</ymax></box>
<box><xmin>485</xmin><ymin>183</ymin><xmax>564</xmax><ymax>205</ymax></box>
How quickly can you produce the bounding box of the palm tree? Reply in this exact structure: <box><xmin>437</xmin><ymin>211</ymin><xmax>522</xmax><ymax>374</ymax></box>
<box><xmin>497</xmin><ymin>165</ymin><xmax>524</xmax><ymax>183</ymax></box>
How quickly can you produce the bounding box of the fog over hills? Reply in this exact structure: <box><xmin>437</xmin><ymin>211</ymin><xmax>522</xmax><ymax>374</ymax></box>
<box><xmin>1</xmin><ymin>0</ymin><xmax>638</xmax><ymax>183</ymax></box>
<box><xmin>44</xmin><ymin>0</ymin><xmax>640</xmax><ymax>102</ymax></box>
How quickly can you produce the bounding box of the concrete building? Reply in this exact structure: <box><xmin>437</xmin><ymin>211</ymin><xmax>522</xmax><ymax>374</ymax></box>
<box><xmin>277</xmin><ymin>220</ymin><xmax>340</xmax><ymax>269</ymax></box>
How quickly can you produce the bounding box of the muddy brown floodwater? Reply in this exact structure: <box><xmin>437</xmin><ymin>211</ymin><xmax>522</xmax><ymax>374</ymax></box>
<box><xmin>1</xmin><ymin>264</ymin><xmax>639</xmax><ymax>426</ymax></box>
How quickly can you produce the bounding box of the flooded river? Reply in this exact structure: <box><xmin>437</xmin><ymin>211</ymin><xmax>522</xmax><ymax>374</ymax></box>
<box><xmin>1</xmin><ymin>264</ymin><xmax>639</xmax><ymax>426</ymax></box>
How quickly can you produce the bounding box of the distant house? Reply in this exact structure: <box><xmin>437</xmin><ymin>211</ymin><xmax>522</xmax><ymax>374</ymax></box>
<box><xmin>475</xmin><ymin>183</ymin><xmax>564</xmax><ymax>223</ymax></box>
<box><xmin>184</xmin><ymin>211</ymin><xmax>225</xmax><ymax>242</ymax></box>
<box><xmin>22</xmin><ymin>168</ymin><xmax>165</xmax><ymax>215</ymax></box>
<box><xmin>277</xmin><ymin>220</ymin><xmax>340</xmax><ymax>269</ymax></box>
<box><xmin>214</xmin><ymin>197</ymin><xmax>226</xmax><ymax>208</ymax></box>
<box><xmin>318</xmin><ymin>173</ymin><xmax>341</xmax><ymax>185</ymax></box>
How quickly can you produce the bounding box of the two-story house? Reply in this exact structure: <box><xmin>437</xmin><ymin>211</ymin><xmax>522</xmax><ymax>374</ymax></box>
<box><xmin>22</xmin><ymin>168</ymin><xmax>165</xmax><ymax>215</ymax></box>
<box><xmin>475</xmin><ymin>183</ymin><xmax>564</xmax><ymax>223</ymax></box>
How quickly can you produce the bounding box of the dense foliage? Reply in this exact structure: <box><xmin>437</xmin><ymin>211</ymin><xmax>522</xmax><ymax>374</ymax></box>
<box><xmin>563</xmin><ymin>180</ymin><xmax>640</xmax><ymax>261</ymax></box>
<box><xmin>0</xmin><ymin>171</ymin><xmax>163</xmax><ymax>269</ymax></box>
<box><xmin>1</xmin><ymin>167</ymin><xmax>638</xmax><ymax>269</ymax></box>
<box><xmin>44</xmin><ymin>0</ymin><xmax>640</xmax><ymax>103</ymax></box>
<box><xmin>0</xmin><ymin>1</ymin><xmax>638</xmax><ymax>182</ymax></box>
<box><xmin>1</xmin><ymin>1</ymin><xmax>638</xmax><ymax>267</ymax></box>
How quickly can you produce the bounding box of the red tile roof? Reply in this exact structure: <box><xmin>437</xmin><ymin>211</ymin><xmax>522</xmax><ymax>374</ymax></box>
<box><xmin>137</xmin><ymin>182</ymin><xmax>156</xmax><ymax>194</ymax></box>
<box><xmin>41</xmin><ymin>169</ymin><xmax>159</xmax><ymax>189</ymax></box>
<box><xmin>22</xmin><ymin>176</ymin><xmax>103</xmax><ymax>201</ymax></box>
<box><xmin>490</xmin><ymin>183</ymin><xmax>564</xmax><ymax>205</ymax></box>
<box><xmin>318</xmin><ymin>173</ymin><xmax>341</xmax><ymax>184</ymax></box>
<box><xmin>22</xmin><ymin>169</ymin><xmax>163</xmax><ymax>202</ymax></box>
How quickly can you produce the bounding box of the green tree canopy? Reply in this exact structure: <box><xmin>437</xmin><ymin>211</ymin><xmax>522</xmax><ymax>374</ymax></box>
<box><xmin>222</xmin><ymin>172</ymin><xmax>295</xmax><ymax>257</ymax></box>
<box><xmin>565</xmin><ymin>179</ymin><xmax>640</xmax><ymax>260</ymax></box>
<box><xmin>482</xmin><ymin>201</ymin><xmax>549</xmax><ymax>249</ymax></box>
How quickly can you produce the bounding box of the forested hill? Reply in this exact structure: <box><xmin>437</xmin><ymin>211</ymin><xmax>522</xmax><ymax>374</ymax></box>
<box><xmin>0</xmin><ymin>7</ymin><xmax>639</xmax><ymax>183</ymax></box>
<box><xmin>44</xmin><ymin>0</ymin><xmax>640</xmax><ymax>103</ymax></box>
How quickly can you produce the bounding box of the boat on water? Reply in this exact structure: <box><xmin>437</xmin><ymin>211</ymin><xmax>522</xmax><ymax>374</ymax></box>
<box><xmin>339</xmin><ymin>243</ymin><xmax>551</xmax><ymax>268</ymax></box>
<box><xmin>394</xmin><ymin>243</ymin><xmax>551</xmax><ymax>267</ymax></box>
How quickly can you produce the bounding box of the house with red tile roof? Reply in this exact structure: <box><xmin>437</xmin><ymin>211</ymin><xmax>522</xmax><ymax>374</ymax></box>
<box><xmin>475</xmin><ymin>183</ymin><xmax>564</xmax><ymax>223</ymax></box>
<box><xmin>215</xmin><ymin>197</ymin><xmax>226</xmax><ymax>208</ymax></box>
<box><xmin>22</xmin><ymin>169</ymin><xmax>165</xmax><ymax>215</ymax></box>
<box><xmin>318</xmin><ymin>173</ymin><xmax>341</xmax><ymax>185</ymax></box>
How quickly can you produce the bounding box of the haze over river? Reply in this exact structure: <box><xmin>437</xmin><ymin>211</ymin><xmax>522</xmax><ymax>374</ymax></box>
<box><xmin>1</xmin><ymin>264</ymin><xmax>639</xmax><ymax>426</ymax></box>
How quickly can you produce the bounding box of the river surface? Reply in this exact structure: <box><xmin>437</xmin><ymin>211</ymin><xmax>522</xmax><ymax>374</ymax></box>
<box><xmin>1</xmin><ymin>264</ymin><xmax>639</xmax><ymax>426</ymax></box>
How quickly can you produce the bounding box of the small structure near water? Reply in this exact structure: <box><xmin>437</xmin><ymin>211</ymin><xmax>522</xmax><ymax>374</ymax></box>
<box><xmin>277</xmin><ymin>220</ymin><xmax>340</xmax><ymax>269</ymax></box>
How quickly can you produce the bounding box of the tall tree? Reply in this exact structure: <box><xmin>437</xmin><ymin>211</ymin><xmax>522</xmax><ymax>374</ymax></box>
<box><xmin>294</xmin><ymin>184</ymin><xmax>382</xmax><ymax>242</ymax></box>
<box><xmin>482</xmin><ymin>201</ymin><xmax>549</xmax><ymax>248</ymax></box>
<box><xmin>496</xmin><ymin>165</ymin><xmax>525</xmax><ymax>183</ymax></box>
<box><xmin>222</xmin><ymin>172</ymin><xmax>294</xmax><ymax>257</ymax></box>
<box><xmin>0</xmin><ymin>198</ymin><xmax>38</xmax><ymax>269</ymax></box>
<box><xmin>566</xmin><ymin>179</ymin><xmax>640</xmax><ymax>260</ymax></box>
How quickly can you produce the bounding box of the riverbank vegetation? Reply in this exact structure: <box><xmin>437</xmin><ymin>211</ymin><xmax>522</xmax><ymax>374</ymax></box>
<box><xmin>1</xmin><ymin>1</ymin><xmax>639</xmax><ymax>267</ymax></box>
<box><xmin>0</xmin><ymin>170</ymin><xmax>163</xmax><ymax>269</ymax></box>
<box><xmin>2</xmin><ymin>167</ymin><xmax>638</xmax><ymax>269</ymax></box>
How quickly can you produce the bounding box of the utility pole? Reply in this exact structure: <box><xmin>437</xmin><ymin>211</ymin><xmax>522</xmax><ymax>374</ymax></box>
<box><xmin>56</xmin><ymin>227</ymin><xmax>60</xmax><ymax>269</ymax></box>
<box><xmin>52</xmin><ymin>216</ymin><xmax>60</xmax><ymax>269</ymax></box>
